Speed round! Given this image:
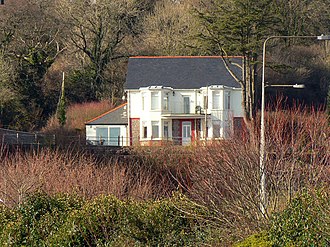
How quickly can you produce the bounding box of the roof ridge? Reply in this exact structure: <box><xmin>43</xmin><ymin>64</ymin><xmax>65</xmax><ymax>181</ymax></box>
<box><xmin>85</xmin><ymin>102</ymin><xmax>127</xmax><ymax>124</ymax></box>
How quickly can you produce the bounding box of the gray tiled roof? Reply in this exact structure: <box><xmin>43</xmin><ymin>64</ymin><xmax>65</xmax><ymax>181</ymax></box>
<box><xmin>125</xmin><ymin>56</ymin><xmax>242</xmax><ymax>89</ymax></box>
<box><xmin>85</xmin><ymin>104</ymin><xmax>128</xmax><ymax>125</ymax></box>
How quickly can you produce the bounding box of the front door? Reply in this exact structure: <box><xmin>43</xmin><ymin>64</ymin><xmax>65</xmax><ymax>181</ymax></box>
<box><xmin>182</xmin><ymin>121</ymin><xmax>191</xmax><ymax>145</ymax></box>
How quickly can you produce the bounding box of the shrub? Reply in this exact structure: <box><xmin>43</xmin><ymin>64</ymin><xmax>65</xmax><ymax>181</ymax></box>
<box><xmin>0</xmin><ymin>193</ymin><xmax>212</xmax><ymax>246</ymax></box>
<box><xmin>234</xmin><ymin>232</ymin><xmax>272</xmax><ymax>247</ymax></box>
<box><xmin>51</xmin><ymin>194</ymin><xmax>209</xmax><ymax>246</ymax></box>
<box><xmin>0</xmin><ymin>193</ymin><xmax>82</xmax><ymax>246</ymax></box>
<box><xmin>269</xmin><ymin>191</ymin><xmax>330</xmax><ymax>247</ymax></box>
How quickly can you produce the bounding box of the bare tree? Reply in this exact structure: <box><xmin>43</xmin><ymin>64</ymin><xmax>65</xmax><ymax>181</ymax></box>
<box><xmin>141</xmin><ymin>0</ymin><xmax>201</xmax><ymax>55</ymax></box>
<box><xmin>57</xmin><ymin>0</ymin><xmax>142</xmax><ymax>99</ymax></box>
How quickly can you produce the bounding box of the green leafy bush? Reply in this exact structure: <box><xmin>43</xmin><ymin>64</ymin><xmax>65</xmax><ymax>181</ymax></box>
<box><xmin>0</xmin><ymin>193</ymin><xmax>211</xmax><ymax>246</ymax></box>
<box><xmin>234</xmin><ymin>232</ymin><xmax>272</xmax><ymax>247</ymax></box>
<box><xmin>269</xmin><ymin>191</ymin><xmax>330</xmax><ymax>247</ymax></box>
<box><xmin>0</xmin><ymin>193</ymin><xmax>83</xmax><ymax>246</ymax></box>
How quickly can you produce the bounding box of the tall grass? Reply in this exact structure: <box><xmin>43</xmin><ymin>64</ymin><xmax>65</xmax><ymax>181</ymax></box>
<box><xmin>0</xmin><ymin>149</ymin><xmax>157</xmax><ymax>206</ymax></box>
<box><xmin>1</xmin><ymin>106</ymin><xmax>329</xmax><ymax>245</ymax></box>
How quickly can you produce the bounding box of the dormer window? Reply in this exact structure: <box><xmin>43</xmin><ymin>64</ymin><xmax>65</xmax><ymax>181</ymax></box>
<box><xmin>151</xmin><ymin>92</ymin><xmax>160</xmax><ymax>110</ymax></box>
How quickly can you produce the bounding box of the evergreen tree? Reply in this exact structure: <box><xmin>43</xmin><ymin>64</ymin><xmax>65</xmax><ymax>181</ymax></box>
<box><xmin>196</xmin><ymin>0</ymin><xmax>278</xmax><ymax>123</ymax></box>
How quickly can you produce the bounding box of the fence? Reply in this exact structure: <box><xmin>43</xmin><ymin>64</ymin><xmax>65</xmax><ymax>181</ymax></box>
<box><xmin>0</xmin><ymin>128</ymin><xmax>55</xmax><ymax>146</ymax></box>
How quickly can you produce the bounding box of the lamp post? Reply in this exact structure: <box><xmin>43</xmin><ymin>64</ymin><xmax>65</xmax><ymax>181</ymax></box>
<box><xmin>259</xmin><ymin>35</ymin><xmax>330</xmax><ymax>217</ymax></box>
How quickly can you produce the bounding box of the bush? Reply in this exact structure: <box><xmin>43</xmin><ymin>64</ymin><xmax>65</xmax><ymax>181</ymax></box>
<box><xmin>51</xmin><ymin>194</ymin><xmax>209</xmax><ymax>246</ymax></box>
<box><xmin>0</xmin><ymin>193</ymin><xmax>82</xmax><ymax>246</ymax></box>
<box><xmin>234</xmin><ymin>232</ymin><xmax>272</xmax><ymax>247</ymax></box>
<box><xmin>269</xmin><ymin>191</ymin><xmax>330</xmax><ymax>247</ymax></box>
<box><xmin>0</xmin><ymin>193</ymin><xmax>212</xmax><ymax>246</ymax></box>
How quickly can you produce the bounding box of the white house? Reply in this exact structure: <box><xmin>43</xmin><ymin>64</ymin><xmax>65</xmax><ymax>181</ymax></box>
<box><xmin>85</xmin><ymin>56</ymin><xmax>244</xmax><ymax>146</ymax></box>
<box><xmin>85</xmin><ymin>103</ymin><xmax>129</xmax><ymax>146</ymax></box>
<box><xmin>125</xmin><ymin>56</ymin><xmax>244</xmax><ymax>146</ymax></box>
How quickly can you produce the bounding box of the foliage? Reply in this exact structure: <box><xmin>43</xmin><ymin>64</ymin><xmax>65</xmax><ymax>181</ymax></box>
<box><xmin>273</xmin><ymin>0</ymin><xmax>330</xmax><ymax>37</ymax></box>
<box><xmin>56</xmin><ymin>0</ymin><xmax>144</xmax><ymax>100</ymax></box>
<box><xmin>0</xmin><ymin>0</ymin><xmax>65</xmax><ymax>130</ymax></box>
<box><xmin>1</xmin><ymin>0</ymin><xmax>330</xmax><ymax>130</ymax></box>
<box><xmin>0</xmin><ymin>193</ymin><xmax>83</xmax><ymax>246</ymax></box>
<box><xmin>0</xmin><ymin>193</ymin><xmax>211</xmax><ymax>246</ymax></box>
<box><xmin>65</xmin><ymin>67</ymin><xmax>98</xmax><ymax>103</ymax></box>
<box><xmin>269</xmin><ymin>191</ymin><xmax>330</xmax><ymax>247</ymax></box>
<box><xmin>234</xmin><ymin>232</ymin><xmax>272</xmax><ymax>247</ymax></box>
<box><xmin>196</xmin><ymin>0</ymin><xmax>278</xmax><ymax>122</ymax></box>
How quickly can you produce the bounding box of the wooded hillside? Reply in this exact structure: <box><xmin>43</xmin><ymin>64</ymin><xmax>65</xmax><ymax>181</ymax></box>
<box><xmin>0</xmin><ymin>0</ymin><xmax>329</xmax><ymax>130</ymax></box>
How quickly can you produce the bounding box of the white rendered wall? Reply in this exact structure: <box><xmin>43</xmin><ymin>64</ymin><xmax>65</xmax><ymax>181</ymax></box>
<box><xmin>85</xmin><ymin>125</ymin><xmax>128</xmax><ymax>146</ymax></box>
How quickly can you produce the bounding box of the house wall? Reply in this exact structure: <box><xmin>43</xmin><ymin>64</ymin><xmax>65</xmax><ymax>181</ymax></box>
<box><xmin>127</xmin><ymin>85</ymin><xmax>244</xmax><ymax>144</ymax></box>
<box><xmin>86</xmin><ymin>124</ymin><xmax>128</xmax><ymax>146</ymax></box>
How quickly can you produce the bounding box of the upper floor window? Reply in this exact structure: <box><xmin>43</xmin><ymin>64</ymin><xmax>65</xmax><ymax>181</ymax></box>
<box><xmin>151</xmin><ymin>92</ymin><xmax>159</xmax><ymax>110</ymax></box>
<box><xmin>212</xmin><ymin>91</ymin><xmax>220</xmax><ymax>110</ymax></box>
<box><xmin>224</xmin><ymin>91</ymin><xmax>231</xmax><ymax>110</ymax></box>
<box><xmin>141</xmin><ymin>92</ymin><xmax>146</xmax><ymax>110</ymax></box>
<box><xmin>163</xmin><ymin>94</ymin><xmax>169</xmax><ymax>110</ymax></box>
<box><xmin>183</xmin><ymin>96</ymin><xmax>190</xmax><ymax>113</ymax></box>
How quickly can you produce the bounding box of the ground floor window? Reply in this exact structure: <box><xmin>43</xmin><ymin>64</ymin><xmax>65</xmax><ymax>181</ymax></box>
<box><xmin>213</xmin><ymin>121</ymin><xmax>221</xmax><ymax>138</ymax></box>
<box><xmin>163</xmin><ymin>121</ymin><xmax>169</xmax><ymax>139</ymax></box>
<box><xmin>142</xmin><ymin>121</ymin><xmax>148</xmax><ymax>138</ymax></box>
<box><xmin>152</xmin><ymin>121</ymin><xmax>159</xmax><ymax>139</ymax></box>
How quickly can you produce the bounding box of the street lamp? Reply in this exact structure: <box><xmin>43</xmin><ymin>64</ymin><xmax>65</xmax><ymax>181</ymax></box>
<box><xmin>259</xmin><ymin>35</ymin><xmax>330</xmax><ymax>217</ymax></box>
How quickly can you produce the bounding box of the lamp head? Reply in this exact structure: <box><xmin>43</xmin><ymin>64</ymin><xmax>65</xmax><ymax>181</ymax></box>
<box><xmin>292</xmin><ymin>84</ymin><xmax>305</xmax><ymax>89</ymax></box>
<box><xmin>317</xmin><ymin>35</ymin><xmax>330</xmax><ymax>40</ymax></box>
